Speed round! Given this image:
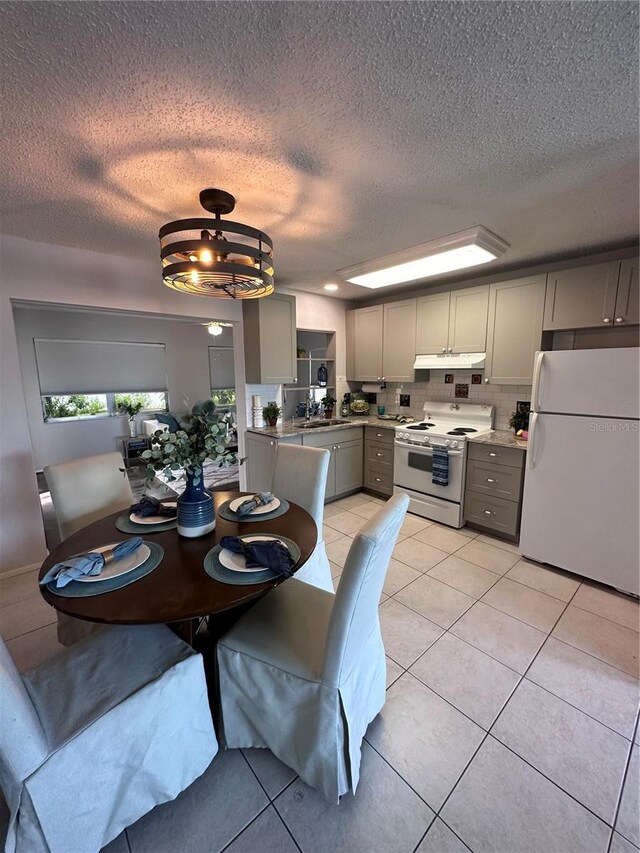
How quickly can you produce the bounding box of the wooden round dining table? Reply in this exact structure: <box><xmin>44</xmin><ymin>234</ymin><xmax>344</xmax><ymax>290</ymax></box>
<box><xmin>38</xmin><ymin>491</ymin><xmax>318</xmax><ymax>627</ymax></box>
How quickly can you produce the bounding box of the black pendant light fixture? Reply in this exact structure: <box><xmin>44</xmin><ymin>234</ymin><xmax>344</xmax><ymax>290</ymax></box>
<box><xmin>159</xmin><ymin>189</ymin><xmax>274</xmax><ymax>298</ymax></box>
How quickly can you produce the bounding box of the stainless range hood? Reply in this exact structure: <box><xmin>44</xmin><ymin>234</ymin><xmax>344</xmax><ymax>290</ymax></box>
<box><xmin>413</xmin><ymin>352</ymin><xmax>486</xmax><ymax>370</ymax></box>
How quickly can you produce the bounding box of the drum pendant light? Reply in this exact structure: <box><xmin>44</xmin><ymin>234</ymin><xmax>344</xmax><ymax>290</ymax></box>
<box><xmin>159</xmin><ymin>189</ymin><xmax>274</xmax><ymax>298</ymax></box>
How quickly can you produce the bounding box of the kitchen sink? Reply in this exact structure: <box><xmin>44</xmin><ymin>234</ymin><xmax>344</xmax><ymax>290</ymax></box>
<box><xmin>299</xmin><ymin>419</ymin><xmax>352</xmax><ymax>429</ymax></box>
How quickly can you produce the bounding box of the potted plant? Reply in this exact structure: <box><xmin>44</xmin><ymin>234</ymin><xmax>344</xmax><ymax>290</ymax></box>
<box><xmin>116</xmin><ymin>395</ymin><xmax>145</xmax><ymax>437</ymax></box>
<box><xmin>321</xmin><ymin>394</ymin><xmax>336</xmax><ymax>419</ymax></box>
<box><xmin>142</xmin><ymin>399</ymin><xmax>238</xmax><ymax>538</ymax></box>
<box><xmin>262</xmin><ymin>401</ymin><xmax>281</xmax><ymax>427</ymax></box>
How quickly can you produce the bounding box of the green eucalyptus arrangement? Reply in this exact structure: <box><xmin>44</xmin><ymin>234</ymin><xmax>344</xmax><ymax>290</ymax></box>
<box><xmin>142</xmin><ymin>399</ymin><xmax>238</xmax><ymax>486</ymax></box>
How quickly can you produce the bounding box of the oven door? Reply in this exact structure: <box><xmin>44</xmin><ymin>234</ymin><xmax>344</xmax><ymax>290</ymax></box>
<box><xmin>394</xmin><ymin>441</ymin><xmax>464</xmax><ymax>502</ymax></box>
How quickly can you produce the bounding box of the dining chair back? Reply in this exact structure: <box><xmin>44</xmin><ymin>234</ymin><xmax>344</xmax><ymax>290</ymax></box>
<box><xmin>44</xmin><ymin>451</ymin><xmax>134</xmax><ymax>540</ymax></box>
<box><xmin>322</xmin><ymin>492</ymin><xmax>408</xmax><ymax>687</ymax></box>
<box><xmin>44</xmin><ymin>452</ymin><xmax>134</xmax><ymax>645</ymax></box>
<box><xmin>0</xmin><ymin>625</ymin><xmax>218</xmax><ymax>853</ymax></box>
<box><xmin>0</xmin><ymin>638</ymin><xmax>49</xmax><ymax>805</ymax></box>
<box><xmin>271</xmin><ymin>443</ymin><xmax>332</xmax><ymax>591</ymax></box>
<box><xmin>217</xmin><ymin>493</ymin><xmax>409</xmax><ymax>801</ymax></box>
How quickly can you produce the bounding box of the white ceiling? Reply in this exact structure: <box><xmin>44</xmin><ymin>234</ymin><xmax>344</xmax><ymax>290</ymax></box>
<box><xmin>1</xmin><ymin>1</ymin><xmax>638</xmax><ymax>300</ymax></box>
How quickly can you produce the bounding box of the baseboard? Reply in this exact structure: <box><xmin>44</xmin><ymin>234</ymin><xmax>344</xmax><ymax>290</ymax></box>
<box><xmin>0</xmin><ymin>561</ymin><xmax>43</xmax><ymax>580</ymax></box>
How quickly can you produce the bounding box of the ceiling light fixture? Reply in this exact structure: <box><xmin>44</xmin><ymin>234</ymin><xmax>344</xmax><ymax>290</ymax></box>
<box><xmin>338</xmin><ymin>226</ymin><xmax>509</xmax><ymax>289</ymax></box>
<box><xmin>323</xmin><ymin>283</ymin><xmax>339</xmax><ymax>292</ymax></box>
<box><xmin>203</xmin><ymin>321</ymin><xmax>233</xmax><ymax>336</ymax></box>
<box><xmin>160</xmin><ymin>188</ymin><xmax>274</xmax><ymax>299</ymax></box>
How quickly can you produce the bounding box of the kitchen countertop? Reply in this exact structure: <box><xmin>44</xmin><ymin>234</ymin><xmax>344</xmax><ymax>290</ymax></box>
<box><xmin>469</xmin><ymin>429</ymin><xmax>528</xmax><ymax>451</ymax></box>
<box><xmin>246</xmin><ymin>415</ymin><xmax>401</xmax><ymax>439</ymax></box>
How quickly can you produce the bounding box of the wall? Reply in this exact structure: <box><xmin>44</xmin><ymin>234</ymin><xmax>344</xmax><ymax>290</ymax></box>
<box><xmin>0</xmin><ymin>234</ymin><xmax>246</xmax><ymax>574</ymax></box>
<box><xmin>13</xmin><ymin>305</ymin><xmax>229</xmax><ymax>469</ymax></box>
<box><xmin>376</xmin><ymin>376</ymin><xmax>531</xmax><ymax>431</ymax></box>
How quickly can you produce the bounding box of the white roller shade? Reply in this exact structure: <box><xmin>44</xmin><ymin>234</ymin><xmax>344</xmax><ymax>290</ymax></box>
<box><xmin>208</xmin><ymin>347</ymin><xmax>235</xmax><ymax>389</ymax></box>
<box><xmin>34</xmin><ymin>339</ymin><xmax>167</xmax><ymax>394</ymax></box>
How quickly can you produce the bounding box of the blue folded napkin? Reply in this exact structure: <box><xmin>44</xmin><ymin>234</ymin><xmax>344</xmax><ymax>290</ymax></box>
<box><xmin>235</xmin><ymin>492</ymin><xmax>274</xmax><ymax>517</ymax></box>
<box><xmin>220</xmin><ymin>536</ymin><xmax>294</xmax><ymax>577</ymax></box>
<box><xmin>130</xmin><ymin>496</ymin><xmax>177</xmax><ymax>518</ymax></box>
<box><xmin>40</xmin><ymin>537</ymin><xmax>144</xmax><ymax>589</ymax></box>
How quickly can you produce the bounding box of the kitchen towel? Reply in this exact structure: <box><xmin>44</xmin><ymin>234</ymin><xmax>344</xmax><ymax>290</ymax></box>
<box><xmin>432</xmin><ymin>446</ymin><xmax>449</xmax><ymax>487</ymax></box>
<box><xmin>40</xmin><ymin>537</ymin><xmax>144</xmax><ymax>588</ymax></box>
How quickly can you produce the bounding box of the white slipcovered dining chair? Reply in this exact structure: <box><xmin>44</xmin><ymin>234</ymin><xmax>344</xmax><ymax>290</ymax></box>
<box><xmin>217</xmin><ymin>492</ymin><xmax>408</xmax><ymax>802</ymax></box>
<box><xmin>0</xmin><ymin>624</ymin><xmax>217</xmax><ymax>853</ymax></box>
<box><xmin>271</xmin><ymin>442</ymin><xmax>332</xmax><ymax>592</ymax></box>
<box><xmin>44</xmin><ymin>452</ymin><xmax>135</xmax><ymax>645</ymax></box>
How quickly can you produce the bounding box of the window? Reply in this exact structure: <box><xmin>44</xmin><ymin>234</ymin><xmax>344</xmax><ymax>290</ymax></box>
<box><xmin>42</xmin><ymin>391</ymin><xmax>168</xmax><ymax>422</ymax></box>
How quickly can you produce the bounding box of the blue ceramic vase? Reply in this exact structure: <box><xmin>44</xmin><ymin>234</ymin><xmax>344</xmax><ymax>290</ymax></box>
<box><xmin>177</xmin><ymin>468</ymin><xmax>215</xmax><ymax>538</ymax></box>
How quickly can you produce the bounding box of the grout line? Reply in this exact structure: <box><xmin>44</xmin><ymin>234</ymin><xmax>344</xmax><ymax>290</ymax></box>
<box><xmin>217</xmin><ymin>799</ymin><xmax>273</xmax><ymax>853</ymax></box>
<box><xmin>607</xmin><ymin>711</ymin><xmax>640</xmax><ymax>852</ymax></box>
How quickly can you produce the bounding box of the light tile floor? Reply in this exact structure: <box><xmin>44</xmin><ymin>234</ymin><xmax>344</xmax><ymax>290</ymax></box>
<box><xmin>1</xmin><ymin>490</ymin><xmax>639</xmax><ymax>853</ymax></box>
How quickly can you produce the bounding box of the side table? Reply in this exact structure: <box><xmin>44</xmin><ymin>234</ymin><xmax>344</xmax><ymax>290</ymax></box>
<box><xmin>118</xmin><ymin>434</ymin><xmax>151</xmax><ymax>467</ymax></box>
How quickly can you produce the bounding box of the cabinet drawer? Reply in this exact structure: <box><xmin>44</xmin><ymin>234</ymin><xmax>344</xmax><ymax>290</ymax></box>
<box><xmin>464</xmin><ymin>490</ymin><xmax>520</xmax><ymax>537</ymax></box>
<box><xmin>365</xmin><ymin>425</ymin><xmax>395</xmax><ymax>446</ymax></box>
<box><xmin>468</xmin><ymin>442</ymin><xmax>525</xmax><ymax>469</ymax></box>
<box><xmin>466</xmin><ymin>459</ymin><xmax>523</xmax><ymax>502</ymax></box>
<box><xmin>365</xmin><ymin>463</ymin><xmax>393</xmax><ymax>496</ymax></box>
<box><xmin>366</xmin><ymin>441</ymin><xmax>394</xmax><ymax>467</ymax></box>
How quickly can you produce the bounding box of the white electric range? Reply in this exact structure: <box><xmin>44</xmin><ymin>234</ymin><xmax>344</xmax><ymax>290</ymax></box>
<box><xmin>393</xmin><ymin>401</ymin><xmax>494</xmax><ymax>527</ymax></box>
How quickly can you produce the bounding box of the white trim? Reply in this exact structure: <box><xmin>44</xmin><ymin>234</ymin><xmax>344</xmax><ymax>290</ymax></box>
<box><xmin>0</xmin><ymin>561</ymin><xmax>44</xmax><ymax>580</ymax></box>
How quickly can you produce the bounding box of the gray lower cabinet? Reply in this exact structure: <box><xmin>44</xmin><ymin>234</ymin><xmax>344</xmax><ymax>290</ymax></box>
<box><xmin>363</xmin><ymin>425</ymin><xmax>394</xmax><ymax>497</ymax></box>
<box><xmin>302</xmin><ymin>427</ymin><xmax>364</xmax><ymax>500</ymax></box>
<box><xmin>245</xmin><ymin>432</ymin><xmax>302</xmax><ymax>492</ymax></box>
<box><xmin>464</xmin><ymin>441</ymin><xmax>526</xmax><ymax>540</ymax></box>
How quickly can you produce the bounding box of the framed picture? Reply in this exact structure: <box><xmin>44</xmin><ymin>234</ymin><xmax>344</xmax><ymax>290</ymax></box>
<box><xmin>471</xmin><ymin>373</ymin><xmax>482</xmax><ymax>385</ymax></box>
<box><xmin>444</xmin><ymin>373</ymin><xmax>454</xmax><ymax>384</ymax></box>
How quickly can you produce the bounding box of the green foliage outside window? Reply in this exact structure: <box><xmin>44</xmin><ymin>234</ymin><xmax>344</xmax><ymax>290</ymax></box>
<box><xmin>210</xmin><ymin>389</ymin><xmax>236</xmax><ymax>407</ymax></box>
<box><xmin>43</xmin><ymin>395</ymin><xmax>108</xmax><ymax>419</ymax></box>
<box><xmin>114</xmin><ymin>393</ymin><xmax>153</xmax><ymax>417</ymax></box>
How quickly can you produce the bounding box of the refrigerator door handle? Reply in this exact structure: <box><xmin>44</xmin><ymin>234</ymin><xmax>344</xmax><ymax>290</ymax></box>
<box><xmin>531</xmin><ymin>351</ymin><xmax>544</xmax><ymax>411</ymax></box>
<box><xmin>527</xmin><ymin>412</ymin><xmax>538</xmax><ymax>469</ymax></box>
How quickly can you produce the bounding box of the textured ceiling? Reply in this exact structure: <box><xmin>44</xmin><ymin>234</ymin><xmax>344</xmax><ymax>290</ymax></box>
<box><xmin>1</xmin><ymin>1</ymin><xmax>638</xmax><ymax>300</ymax></box>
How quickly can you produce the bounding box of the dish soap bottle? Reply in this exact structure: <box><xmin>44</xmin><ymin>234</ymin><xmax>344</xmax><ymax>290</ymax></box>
<box><xmin>317</xmin><ymin>363</ymin><xmax>328</xmax><ymax>387</ymax></box>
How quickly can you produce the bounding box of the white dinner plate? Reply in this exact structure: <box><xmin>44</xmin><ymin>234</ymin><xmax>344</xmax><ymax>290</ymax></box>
<box><xmin>228</xmin><ymin>496</ymin><xmax>281</xmax><ymax>516</ymax></box>
<box><xmin>74</xmin><ymin>542</ymin><xmax>151</xmax><ymax>583</ymax></box>
<box><xmin>218</xmin><ymin>535</ymin><xmax>289</xmax><ymax>573</ymax></box>
<box><xmin>129</xmin><ymin>501</ymin><xmax>177</xmax><ymax>525</ymax></box>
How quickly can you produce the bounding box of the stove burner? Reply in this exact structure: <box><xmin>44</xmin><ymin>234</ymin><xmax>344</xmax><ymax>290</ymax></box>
<box><xmin>407</xmin><ymin>422</ymin><xmax>435</xmax><ymax>431</ymax></box>
<box><xmin>447</xmin><ymin>427</ymin><xmax>478</xmax><ymax>435</ymax></box>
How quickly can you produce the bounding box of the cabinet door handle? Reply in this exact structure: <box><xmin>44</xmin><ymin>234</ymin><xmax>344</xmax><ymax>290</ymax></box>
<box><xmin>615</xmin><ymin>317</ymin><xmax>624</xmax><ymax>324</ymax></box>
<box><xmin>337</xmin><ymin>445</ymin><xmax>341</xmax><ymax>449</ymax></box>
<box><xmin>448</xmin><ymin>347</ymin><xmax>452</xmax><ymax>353</ymax></box>
<box><xmin>484</xmin><ymin>377</ymin><xmax>490</xmax><ymax>383</ymax></box>
<box><xmin>441</xmin><ymin>347</ymin><xmax>446</xmax><ymax>353</ymax></box>
<box><xmin>376</xmin><ymin>432</ymin><xmax>384</xmax><ymax>437</ymax></box>
<box><xmin>485</xmin><ymin>477</ymin><xmax>498</xmax><ymax>483</ymax></box>
<box><xmin>488</xmin><ymin>451</ymin><xmax>500</xmax><ymax>457</ymax></box>
<box><xmin>376</xmin><ymin>452</ymin><xmax>384</xmax><ymax>457</ymax></box>
<box><xmin>603</xmin><ymin>317</ymin><xmax>611</xmax><ymax>324</ymax></box>
<box><xmin>270</xmin><ymin>441</ymin><xmax>275</xmax><ymax>446</ymax></box>
<box><xmin>375</xmin><ymin>477</ymin><xmax>382</xmax><ymax>482</ymax></box>
<box><xmin>483</xmin><ymin>509</ymin><xmax>495</xmax><ymax>516</ymax></box>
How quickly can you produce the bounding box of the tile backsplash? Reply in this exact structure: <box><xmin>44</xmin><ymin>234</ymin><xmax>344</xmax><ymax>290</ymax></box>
<box><xmin>375</xmin><ymin>371</ymin><xmax>531</xmax><ymax>431</ymax></box>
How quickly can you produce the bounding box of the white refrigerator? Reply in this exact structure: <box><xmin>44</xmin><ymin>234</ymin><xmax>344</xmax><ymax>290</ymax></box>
<box><xmin>519</xmin><ymin>347</ymin><xmax>640</xmax><ymax>595</ymax></box>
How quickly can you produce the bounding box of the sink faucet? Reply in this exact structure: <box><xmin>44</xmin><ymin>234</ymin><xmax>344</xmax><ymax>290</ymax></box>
<box><xmin>305</xmin><ymin>391</ymin><xmax>312</xmax><ymax>421</ymax></box>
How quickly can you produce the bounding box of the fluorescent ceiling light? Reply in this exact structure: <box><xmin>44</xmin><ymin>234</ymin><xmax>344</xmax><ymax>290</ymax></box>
<box><xmin>323</xmin><ymin>283</ymin><xmax>339</xmax><ymax>291</ymax></box>
<box><xmin>338</xmin><ymin>226</ymin><xmax>509</xmax><ymax>289</ymax></box>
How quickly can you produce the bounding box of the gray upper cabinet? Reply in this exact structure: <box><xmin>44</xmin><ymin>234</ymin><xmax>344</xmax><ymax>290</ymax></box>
<box><xmin>383</xmin><ymin>299</ymin><xmax>416</xmax><ymax>382</ymax></box>
<box><xmin>615</xmin><ymin>260</ymin><xmax>639</xmax><ymax>326</ymax></box>
<box><xmin>243</xmin><ymin>293</ymin><xmax>296</xmax><ymax>384</ymax></box>
<box><xmin>347</xmin><ymin>305</ymin><xmax>384</xmax><ymax>381</ymax></box>
<box><xmin>416</xmin><ymin>292</ymin><xmax>450</xmax><ymax>354</ymax></box>
<box><xmin>485</xmin><ymin>275</ymin><xmax>545</xmax><ymax>385</ymax></box>
<box><xmin>448</xmin><ymin>285</ymin><xmax>489</xmax><ymax>352</ymax></box>
<box><xmin>416</xmin><ymin>286</ymin><xmax>488</xmax><ymax>354</ymax></box>
<box><xmin>543</xmin><ymin>262</ymin><xmax>620</xmax><ymax>331</ymax></box>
